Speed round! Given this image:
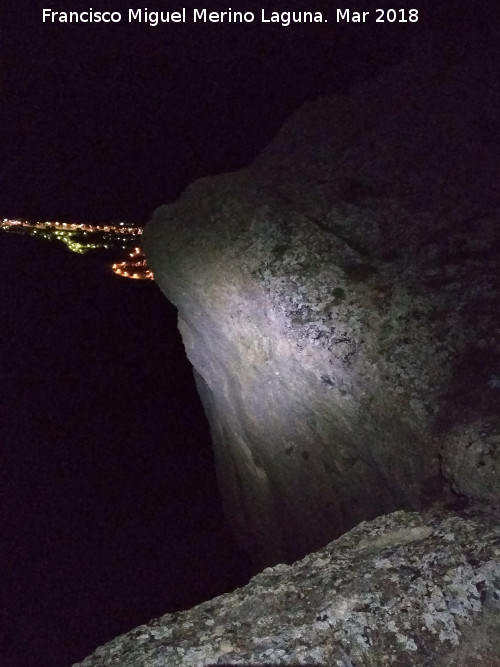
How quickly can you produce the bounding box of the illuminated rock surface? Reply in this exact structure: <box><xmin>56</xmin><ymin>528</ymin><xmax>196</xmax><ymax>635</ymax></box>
<box><xmin>143</xmin><ymin>23</ymin><xmax>500</xmax><ymax>568</ymax></box>
<box><xmin>74</xmin><ymin>503</ymin><xmax>500</xmax><ymax>666</ymax></box>
<box><xmin>74</xmin><ymin>18</ymin><xmax>500</xmax><ymax>667</ymax></box>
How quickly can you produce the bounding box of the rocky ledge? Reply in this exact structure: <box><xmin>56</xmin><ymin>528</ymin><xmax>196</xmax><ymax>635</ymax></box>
<box><xmin>74</xmin><ymin>503</ymin><xmax>500</xmax><ymax>666</ymax></box>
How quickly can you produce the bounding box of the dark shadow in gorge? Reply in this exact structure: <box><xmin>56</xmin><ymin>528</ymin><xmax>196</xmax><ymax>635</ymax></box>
<box><xmin>0</xmin><ymin>232</ymin><xmax>254</xmax><ymax>667</ymax></box>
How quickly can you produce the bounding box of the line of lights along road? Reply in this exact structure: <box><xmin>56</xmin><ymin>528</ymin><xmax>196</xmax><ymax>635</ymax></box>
<box><xmin>1</xmin><ymin>218</ymin><xmax>153</xmax><ymax>280</ymax></box>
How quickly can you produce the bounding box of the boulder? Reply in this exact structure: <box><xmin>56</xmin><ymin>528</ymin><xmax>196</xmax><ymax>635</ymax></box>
<box><xmin>143</xmin><ymin>24</ymin><xmax>500</xmax><ymax>566</ymax></box>
<box><xmin>74</xmin><ymin>503</ymin><xmax>500</xmax><ymax>666</ymax></box>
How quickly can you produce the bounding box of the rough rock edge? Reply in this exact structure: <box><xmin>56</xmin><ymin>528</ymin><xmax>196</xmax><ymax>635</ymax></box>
<box><xmin>74</xmin><ymin>503</ymin><xmax>500</xmax><ymax>666</ymax></box>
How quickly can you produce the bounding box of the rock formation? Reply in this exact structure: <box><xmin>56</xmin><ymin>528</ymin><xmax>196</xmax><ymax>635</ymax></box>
<box><xmin>142</xmin><ymin>21</ymin><xmax>500</xmax><ymax>568</ymax></box>
<box><xmin>74</xmin><ymin>503</ymin><xmax>500</xmax><ymax>666</ymax></box>
<box><xmin>73</xmin><ymin>11</ymin><xmax>500</xmax><ymax>666</ymax></box>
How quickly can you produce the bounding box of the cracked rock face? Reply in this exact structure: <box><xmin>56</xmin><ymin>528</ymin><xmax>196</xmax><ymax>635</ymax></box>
<box><xmin>74</xmin><ymin>504</ymin><xmax>500</xmax><ymax>666</ymax></box>
<box><xmin>143</xmin><ymin>23</ymin><xmax>500</xmax><ymax>567</ymax></box>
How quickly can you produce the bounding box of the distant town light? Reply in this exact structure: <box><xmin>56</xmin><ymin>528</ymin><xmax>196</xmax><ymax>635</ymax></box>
<box><xmin>0</xmin><ymin>217</ymin><xmax>152</xmax><ymax>280</ymax></box>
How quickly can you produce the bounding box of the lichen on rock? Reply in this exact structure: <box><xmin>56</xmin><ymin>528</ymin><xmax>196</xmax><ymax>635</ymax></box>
<box><xmin>73</xmin><ymin>504</ymin><xmax>500</xmax><ymax>666</ymax></box>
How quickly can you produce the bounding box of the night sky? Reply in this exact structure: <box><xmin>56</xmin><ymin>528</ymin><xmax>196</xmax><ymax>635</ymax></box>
<box><xmin>0</xmin><ymin>1</ymin><xmax>481</xmax><ymax>665</ymax></box>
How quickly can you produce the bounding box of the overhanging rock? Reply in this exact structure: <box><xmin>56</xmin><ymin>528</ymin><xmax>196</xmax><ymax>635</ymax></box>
<box><xmin>143</xmin><ymin>26</ymin><xmax>500</xmax><ymax>567</ymax></box>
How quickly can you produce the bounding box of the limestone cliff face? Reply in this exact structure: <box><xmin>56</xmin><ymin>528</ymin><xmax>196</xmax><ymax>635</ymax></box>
<box><xmin>75</xmin><ymin>504</ymin><xmax>500</xmax><ymax>666</ymax></box>
<box><xmin>143</xmin><ymin>27</ymin><xmax>500</xmax><ymax>567</ymax></box>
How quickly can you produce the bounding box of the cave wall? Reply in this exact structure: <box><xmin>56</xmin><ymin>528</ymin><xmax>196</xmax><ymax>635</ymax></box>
<box><xmin>143</xmin><ymin>26</ymin><xmax>500</xmax><ymax>567</ymax></box>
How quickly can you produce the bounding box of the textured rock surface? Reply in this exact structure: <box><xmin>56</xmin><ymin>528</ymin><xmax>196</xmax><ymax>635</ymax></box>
<box><xmin>74</xmin><ymin>503</ymin><xmax>500</xmax><ymax>666</ymax></box>
<box><xmin>143</xmin><ymin>23</ymin><xmax>500</xmax><ymax>566</ymax></box>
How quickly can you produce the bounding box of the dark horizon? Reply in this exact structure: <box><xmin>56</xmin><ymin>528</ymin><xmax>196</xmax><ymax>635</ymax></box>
<box><xmin>3</xmin><ymin>0</ymin><xmax>442</xmax><ymax>225</ymax></box>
